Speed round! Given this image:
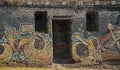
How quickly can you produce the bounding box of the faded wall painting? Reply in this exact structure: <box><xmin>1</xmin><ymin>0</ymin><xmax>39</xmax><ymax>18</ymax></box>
<box><xmin>0</xmin><ymin>23</ymin><xmax>52</xmax><ymax>66</ymax></box>
<box><xmin>0</xmin><ymin>8</ymin><xmax>53</xmax><ymax>66</ymax></box>
<box><xmin>71</xmin><ymin>12</ymin><xmax>120</xmax><ymax>67</ymax></box>
<box><xmin>0</xmin><ymin>6</ymin><xmax>119</xmax><ymax>69</ymax></box>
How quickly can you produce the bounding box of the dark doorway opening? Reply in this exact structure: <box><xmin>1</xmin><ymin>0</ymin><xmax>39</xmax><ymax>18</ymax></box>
<box><xmin>52</xmin><ymin>19</ymin><xmax>74</xmax><ymax>64</ymax></box>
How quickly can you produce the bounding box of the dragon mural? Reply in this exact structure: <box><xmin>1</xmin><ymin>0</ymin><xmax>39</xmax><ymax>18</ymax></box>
<box><xmin>72</xmin><ymin>32</ymin><xmax>99</xmax><ymax>65</ymax></box>
<box><xmin>0</xmin><ymin>4</ymin><xmax>119</xmax><ymax>68</ymax></box>
<box><xmin>72</xmin><ymin>21</ymin><xmax>120</xmax><ymax>66</ymax></box>
<box><xmin>0</xmin><ymin>23</ymin><xmax>52</xmax><ymax>66</ymax></box>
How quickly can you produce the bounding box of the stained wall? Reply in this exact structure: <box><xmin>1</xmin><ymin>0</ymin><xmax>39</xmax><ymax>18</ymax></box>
<box><xmin>0</xmin><ymin>7</ymin><xmax>119</xmax><ymax>66</ymax></box>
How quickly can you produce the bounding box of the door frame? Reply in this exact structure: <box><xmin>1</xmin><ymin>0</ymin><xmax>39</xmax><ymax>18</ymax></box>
<box><xmin>51</xmin><ymin>16</ymin><xmax>73</xmax><ymax>56</ymax></box>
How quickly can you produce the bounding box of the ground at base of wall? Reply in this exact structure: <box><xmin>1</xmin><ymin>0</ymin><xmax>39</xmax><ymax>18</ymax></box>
<box><xmin>53</xmin><ymin>64</ymin><xmax>120</xmax><ymax>70</ymax></box>
<box><xmin>0</xmin><ymin>67</ymin><xmax>119</xmax><ymax>70</ymax></box>
<box><xmin>0</xmin><ymin>63</ymin><xmax>119</xmax><ymax>70</ymax></box>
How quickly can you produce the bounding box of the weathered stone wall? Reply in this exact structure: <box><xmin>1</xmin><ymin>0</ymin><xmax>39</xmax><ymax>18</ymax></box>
<box><xmin>71</xmin><ymin>10</ymin><xmax>120</xmax><ymax>65</ymax></box>
<box><xmin>0</xmin><ymin>0</ymin><xmax>119</xmax><ymax>6</ymax></box>
<box><xmin>0</xmin><ymin>7</ymin><xmax>119</xmax><ymax>66</ymax></box>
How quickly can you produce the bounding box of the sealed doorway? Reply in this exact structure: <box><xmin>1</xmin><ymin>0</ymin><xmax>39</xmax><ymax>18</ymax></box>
<box><xmin>52</xmin><ymin>18</ymin><xmax>74</xmax><ymax>64</ymax></box>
